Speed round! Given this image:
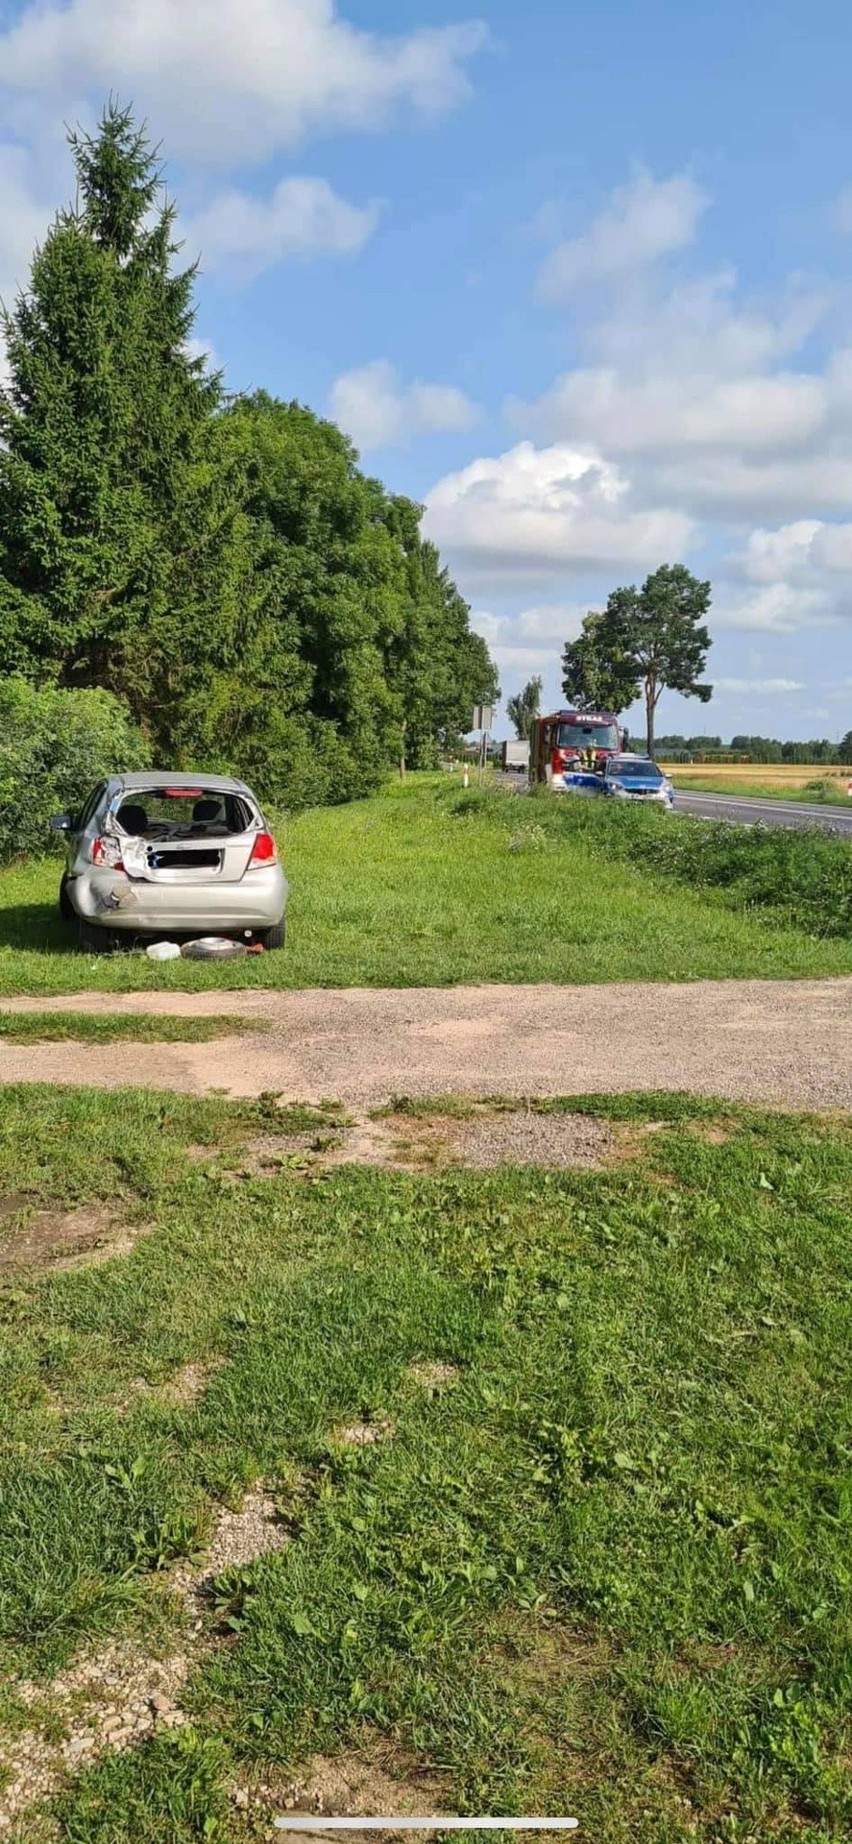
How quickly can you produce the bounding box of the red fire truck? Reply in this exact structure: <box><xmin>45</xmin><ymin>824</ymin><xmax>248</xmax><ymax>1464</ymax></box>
<box><xmin>530</xmin><ymin>710</ymin><xmax>624</xmax><ymax>787</ymax></box>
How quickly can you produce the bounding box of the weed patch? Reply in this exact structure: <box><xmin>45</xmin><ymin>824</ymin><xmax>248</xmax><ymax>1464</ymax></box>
<box><xmin>0</xmin><ymin>1083</ymin><xmax>847</xmax><ymax>1839</ymax></box>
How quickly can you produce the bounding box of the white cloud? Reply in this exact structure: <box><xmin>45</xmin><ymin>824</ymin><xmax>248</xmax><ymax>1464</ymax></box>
<box><xmin>328</xmin><ymin>359</ymin><xmax>479</xmax><ymax>449</ymax></box>
<box><xmin>714</xmin><ymin>581</ymin><xmax>834</xmax><ymax>635</ymax></box>
<box><xmin>537</xmin><ymin>170</ymin><xmax>708</xmax><ymax>301</ymax></box>
<box><xmin>646</xmin><ymin>453</ymin><xmax>852</xmax><ymax>524</ymax></box>
<box><xmin>519</xmin><ymin>365</ymin><xmax>824</xmax><ymax>459</ymax></box>
<box><xmin>474</xmin><ymin>602</ymin><xmax>582</xmax><ymax>649</ymax></box>
<box><xmin>739</xmin><ymin>521</ymin><xmax>824</xmax><ymax>583</ymax></box>
<box><xmin>423</xmin><ymin>440</ymin><xmax>692</xmax><ymax>589</ymax></box>
<box><xmin>513</xmin><ymin>247</ymin><xmax>852</xmax><ymax>523</ymax></box>
<box><xmin>0</xmin><ymin>142</ymin><xmax>53</xmax><ymax>305</ymax></box>
<box><xmin>738</xmin><ymin>518</ymin><xmax>852</xmax><ymax>583</ymax></box>
<box><xmin>0</xmin><ymin>0</ymin><xmax>486</xmax><ymax>164</ymax></box>
<box><xmin>471</xmin><ymin>604</ymin><xmax>584</xmax><ymax>699</ymax></box>
<box><xmin>715</xmin><ymin>676</ymin><xmax>805</xmax><ymax>694</ymax></box>
<box><xmin>185</xmin><ymin>178</ymin><xmax>378</xmax><ymax>280</ymax></box>
<box><xmin>183</xmin><ymin>334</ymin><xmax>220</xmax><ymax>373</ymax></box>
<box><xmin>714</xmin><ymin>515</ymin><xmax>852</xmax><ymax>635</ymax></box>
<box><xmin>811</xmin><ymin>523</ymin><xmax>852</xmax><ymax>571</ymax></box>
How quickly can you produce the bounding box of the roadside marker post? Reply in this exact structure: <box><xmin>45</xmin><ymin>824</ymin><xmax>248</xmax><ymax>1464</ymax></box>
<box><xmin>472</xmin><ymin>705</ymin><xmax>494</xmax><ymax>784</ymax></box>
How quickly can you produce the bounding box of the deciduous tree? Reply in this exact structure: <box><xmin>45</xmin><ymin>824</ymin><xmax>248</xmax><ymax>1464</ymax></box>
<box><xmin>561</xmin><ymin>611</ymin><xmax>640</xmax><ymax>716</ymax></box>
<box><xmin>506</xmin><ymin>676</ymin><xmax>542</xmax><ymax>741</ymax></box>
<box><xmin>588</xmin><ymin>566</ymin><xmax>712</xmax><ymax>757</ymax></box>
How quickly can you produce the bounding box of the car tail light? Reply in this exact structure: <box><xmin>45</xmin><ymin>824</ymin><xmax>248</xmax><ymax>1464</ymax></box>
<box><xmin>91</xmin><ymin>836</ymin><xmax>125</xmax><ymax>870</ymax></box>
<box><xmin>248</xmin><ymin>830</ymin><xmax>277</xmax><ymax>867</ymax></box>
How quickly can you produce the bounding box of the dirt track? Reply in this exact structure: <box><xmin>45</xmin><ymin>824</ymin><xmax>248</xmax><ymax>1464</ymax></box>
<box><xmin>1</xmin><ymin>979</ymin><xmax>851</xmax><ymax>1109</ymax></box>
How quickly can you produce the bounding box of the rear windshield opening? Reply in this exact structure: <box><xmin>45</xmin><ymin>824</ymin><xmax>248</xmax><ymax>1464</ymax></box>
<box><xmin>114</xmin><ymin>791</ymin><xmax>253</xmax><ymax>840</ymax></box>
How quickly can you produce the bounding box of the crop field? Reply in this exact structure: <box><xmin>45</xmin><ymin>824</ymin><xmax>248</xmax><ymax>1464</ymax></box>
<box><xmin>667</xmin><ymin>763</ymin><xmax>852</xmax><ymax>802</ymax></box>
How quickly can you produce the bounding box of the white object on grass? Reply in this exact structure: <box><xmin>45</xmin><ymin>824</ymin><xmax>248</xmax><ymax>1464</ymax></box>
<box><xmin>274</xmin><ymin>1822</ymin><xmax>579</xmax><ymax>1832</ymax></box>
<box><xmin>146</xmin><ymin>941</ymin><xmax>181</xmax><ymax>961</ymax></box>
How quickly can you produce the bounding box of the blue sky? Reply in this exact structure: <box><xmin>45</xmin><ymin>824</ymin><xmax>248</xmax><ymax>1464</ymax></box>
<box><xmin>2</xmin><ymin>1</ymin><xmax>852</xmax><ymax>741</ymax></box>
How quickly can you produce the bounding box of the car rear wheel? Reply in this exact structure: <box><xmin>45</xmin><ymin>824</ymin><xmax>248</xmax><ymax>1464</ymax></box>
<box><xmin>78</xmin><ymin>918</ymin><xmax>114</xmax><ymax>954</ymax></box>
<box><xmin>261</xmin><ymin>918</ymin><xmax>286</xmax><ymax>950</ymax></box>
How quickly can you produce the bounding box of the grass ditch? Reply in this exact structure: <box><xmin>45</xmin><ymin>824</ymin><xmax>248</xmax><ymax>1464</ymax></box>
<box><xmin>0</xmin><ymin>1081</ymin><xmax>848</xmax><ymax>1839</ymax></box>
<box><xmin>448</xmin><ymin>779</ymin><xmax>852</xmax><ymax>940</ymax></box>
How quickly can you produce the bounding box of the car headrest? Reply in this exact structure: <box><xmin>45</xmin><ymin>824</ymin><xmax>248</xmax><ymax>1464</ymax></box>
<box><xmin>116</xmin><ymin>803</ymin><xmax>148</xmax><ymax>836</ymax></box>
<box><xmin>192</xmin><ymin>798</ymin><xmax>224</xmax><ymax>824</ymax></box>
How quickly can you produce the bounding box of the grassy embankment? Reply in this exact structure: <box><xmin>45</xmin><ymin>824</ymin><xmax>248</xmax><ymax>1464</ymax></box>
<box><xmin>0</xmin><ymin>777</ymin><xmax>851</xmax><ymax>1000</ymax></box>
<box><xmin>0</xmin><ymin>1082</ymin><xmax>850</xmax><ymax>1841</ymax></box>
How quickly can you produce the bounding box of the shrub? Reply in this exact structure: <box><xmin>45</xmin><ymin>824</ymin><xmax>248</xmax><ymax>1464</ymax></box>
<box><xmin>563</xmin><ymin>803</ymin><xmax>852</xmax><ymax>938</ymax></box>
<box><xmin>0</xmin><ymin>678</ymin><xmax>151</xmax><ymax>862</ymax></box>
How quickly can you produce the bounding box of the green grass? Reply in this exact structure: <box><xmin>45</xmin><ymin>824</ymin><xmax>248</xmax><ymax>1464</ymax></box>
<box><xmin>1</xmin><ymin>778</ymin><xmax>852</xmax><ymax>997</ymax></box>
<box><xmin>0</xmin><ymin>1011</ymin><xmax>262</xmax><ymax>1043</ymax></box>
<box><xmin>0</xmin><ymin>1082</ymin><xmax>850</xmax><ymax>1840</ymax></box>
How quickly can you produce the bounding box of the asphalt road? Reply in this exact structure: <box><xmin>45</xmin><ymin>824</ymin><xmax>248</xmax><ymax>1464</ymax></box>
<box><xmin>674</xmin><ymin>788</ymin><xmax>852</xmax><ymax>834</ymax></box>
<box><xmin>495</xmin><ymin>772</ymin><xmax>852</xmax><ymax>834</ymax></box>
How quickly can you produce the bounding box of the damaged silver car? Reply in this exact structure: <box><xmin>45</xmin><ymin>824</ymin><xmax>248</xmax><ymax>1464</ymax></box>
<box><xmin>52</xmin><ymin>773</ymin><xmax>288</xmax><ymax>952</ymax></box>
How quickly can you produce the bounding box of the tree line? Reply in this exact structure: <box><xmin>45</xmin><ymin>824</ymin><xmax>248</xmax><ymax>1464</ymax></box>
<box><xmin>655</xmin><ymin>734</ymin><xmax>852</xmax><ymax>763</ymax></box>
<box><xmin>0</xmin><ymin>104</ymin><xmax>498</xmax><ymax>812</ymax></box>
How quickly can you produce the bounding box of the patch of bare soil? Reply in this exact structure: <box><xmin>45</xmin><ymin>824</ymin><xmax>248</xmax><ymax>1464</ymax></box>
<box><xmin>119</xmin><ymin>1357</ymin><xmax>227</xmax><ymax>1413</ymax></box>
<box><xmin>321</xmin><ymin>1119</ymin><xmax>402</xmax><ymax>1168</ymax></box>
<box><xmin>230</xmin><ymin>1129</ymin><xmax>345</xmax><ymax>1178</ymax></box>
<box><xmin>452</xmin><ymin>1110</ymin><xmax>615</xmax><ymax>1169</ymax></box>
<box><xmin>188</xmin><ymin>1488</ymin><xmax>289</xmax><ymax>1585</ymax></box>
<box><xmin>233</xmin><ymin>1743</ymin><xmax>449</xmax><ymax>1838</ymax></box>
<box><xmin>0</xmin><ymin>1488</ymin><xmax>290</xmax><ymax>1835</ymax></box>
<box><xmin>247</xmin><ymin>1108</ymin><xmax>617</xmax><ymax>1176</ymax></box>
<box><xmin>408</xmin><ymin>1360</ymin><xmax>459</xmax><ymax>1390</ymax></box>
<box><xmin>684</xmin><ymin>1119</ymin><xmax>733</xmax><ymax>1145</ymax></box>
<box><xmin>0</xmin><ymin>1642</ymin><xmax>192</xmax><ymax>1829</ymax></box>
<box><xmin>163</xmin><ymin>1357</ymin><xmax>226</xmax><ymax>1409</ymax></box>
<box><xmin>0</xmin><ymin>1204</ymin><xmax>145</xmax><ymax>1276</ymax></box>
<box><xmin>332</xmin><ymin>1417</ymin><xmax>392</xmax><ymax>1447</ymax></box>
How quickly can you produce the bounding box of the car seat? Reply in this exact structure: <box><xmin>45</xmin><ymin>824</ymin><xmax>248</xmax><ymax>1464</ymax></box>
<box><xmin>116</xmin><ymin>803</ymin><xmax>148</xmax><ymax>836</ymax></box>
<box><xmin>191</xmin><ymin>798</ymin><xmax>227</xmax><ymax>834</ymax></box>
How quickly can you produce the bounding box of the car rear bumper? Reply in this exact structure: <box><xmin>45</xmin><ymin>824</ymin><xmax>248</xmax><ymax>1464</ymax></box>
<box><xmin>68</xmin><ymin>866</ymin><xmax>288</xmax><ymax>933</ymax></box>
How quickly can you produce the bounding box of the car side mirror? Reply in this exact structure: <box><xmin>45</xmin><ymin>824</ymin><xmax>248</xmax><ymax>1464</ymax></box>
<box><xmin>50</xmin><ymin>813</ymin><xmax>72</xmax><ymax>833</ymax></box>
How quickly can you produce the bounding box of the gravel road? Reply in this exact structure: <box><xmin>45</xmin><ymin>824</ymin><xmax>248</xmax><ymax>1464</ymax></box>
<box><xmin>2</xmin><ymin>980</ymin><xmax>851</xmax><ymax>1110</ymax></box>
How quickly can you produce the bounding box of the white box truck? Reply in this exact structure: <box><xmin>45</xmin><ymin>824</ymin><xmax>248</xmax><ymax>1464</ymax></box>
<box><xmin>501</xmin><ymin>740</ymin><xmax>530</xmax><ymax>772</ymax></box>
